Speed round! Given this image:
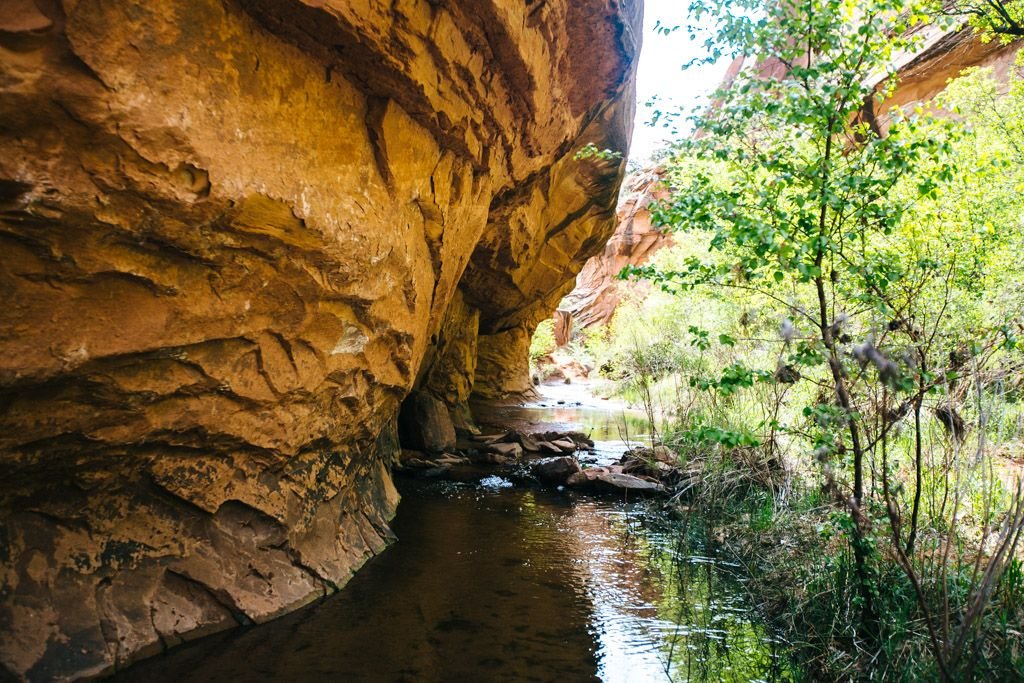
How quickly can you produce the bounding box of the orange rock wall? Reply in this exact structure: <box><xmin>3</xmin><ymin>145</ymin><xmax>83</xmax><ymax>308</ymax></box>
<box><xmin>560</xmin><ymin>169</ymin><xmax>671</xmax><ymax>330</ymax></box>
<box><xmin>0</xmin><ymin>0</ymin><xmax>640</xmax><ymax>678</ymax></box>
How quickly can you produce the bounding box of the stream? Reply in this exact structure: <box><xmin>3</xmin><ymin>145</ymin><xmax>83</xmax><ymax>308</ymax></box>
<box><xmin>115</xmin><ymin>385</ymin><xmax>793</xmax><ymax>682</ymax></box>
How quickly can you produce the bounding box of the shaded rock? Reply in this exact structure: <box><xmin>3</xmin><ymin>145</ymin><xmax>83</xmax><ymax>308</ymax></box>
<box><xmin>532</xmin><ymin>430</ymin><xmax>595</xmax><ymax>450</ymax></box>
<box><xmin>652</xmin><ymin>445</ymin><xmax>677</xmax><ymax>465</ymax></box>
<box><xmin>550</xmin><ymin>438</ymin><xmax>577</xmax><ymax>453</ymax></box>
<box><xmin>567</xmin><ymin>467</ymin><xmax>607</xmax><ymax>486</ymax></box>
<box><xmin>399</xmin><ymin>392</ymin><xmax>457</xmax><ymax>454</ymax></box>
<box><xmin>0</xmin><ymin>0</ymin><xmax>641</xmax><ymax>677</ymax></box>
<box><xmin>533</xmin><ymin>456</ymin><xmax>582</xmax><ymax>485</ymax></box>
<box><xmin>433</xmin><ymin>453</ymin><xmax>470</xmax><ymax>466</ymax></box>
<box><xmin>474</xmin><ymin>327</ymin><xmax>540</xmax><ymax>400</ymax></box>
<box><xmin>507</xmin><ymin>430</ymin><xmax>541</xmax><ymax>453</ymax></box>
<box><xmin>401</xmin><ymin>458</ymin><xmax>438</xmax><ymax>470</ymax></box>
<box><xmin>455</xmin><ymin>438</ymin><xmax>480</xmax><ymax>451</ymax></box>
<box><xmin>485</xmin><ymin>442</ymin><xmax>523</xmax><ymax>460</ymax></box>
<box><xmin>622</xmin><ymin>456</ymin><xmax>676</xmax><ymax>479</ymax></box>
<box><xmin>400</xmin><ymin>448</ymin><xmax>428</xmax><ymax>460</ymax></box>
<box><xmin>472</xmin><ymin>451</ymin><xmax>515</xmax><ymax>466</ymax></box>
<box><xmin>471</xmin><ymin>433</ymin><xmax>509</xmax><ymax>444</ymax></box>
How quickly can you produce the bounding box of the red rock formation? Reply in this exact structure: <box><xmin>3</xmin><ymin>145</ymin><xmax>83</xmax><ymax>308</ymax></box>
<box><xmin>560</xmin><ymin>168</ymin><xmax>671</xmax><ymax>330</ymax></box>
<box><xmin>0</xmin><ymin>1</ymin><xmax>641</xmax><ymax>678</ymax></box>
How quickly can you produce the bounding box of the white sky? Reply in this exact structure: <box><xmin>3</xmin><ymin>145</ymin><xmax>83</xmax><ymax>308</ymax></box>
<box><xmin>629</xmin><ymin>0</ymin><xmax>731</xmax><ymax>162</ymax></box>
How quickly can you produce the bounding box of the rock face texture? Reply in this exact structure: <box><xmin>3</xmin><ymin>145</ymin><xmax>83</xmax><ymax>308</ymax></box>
<box><xmin>0</xmin><ymin>1</ymin><xmax>640</xmax><ymax>678</ymax></box>
<box><xmin>559</xmin><ymin>168</ymin><xmax>670</xmax><ymax>332</ymax></box>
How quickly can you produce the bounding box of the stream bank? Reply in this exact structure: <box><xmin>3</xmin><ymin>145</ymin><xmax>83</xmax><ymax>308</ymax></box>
<box><xmin>114</xmin><ymin>385</ymin><xmax>793</xmax><ymax>682</ymax></box>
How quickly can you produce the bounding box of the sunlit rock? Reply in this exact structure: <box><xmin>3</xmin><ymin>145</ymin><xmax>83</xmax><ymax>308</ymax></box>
<box><xmin>0</xmin><ymin>0</ymin><xmax>641</xmax><ymax>677</ymax></box>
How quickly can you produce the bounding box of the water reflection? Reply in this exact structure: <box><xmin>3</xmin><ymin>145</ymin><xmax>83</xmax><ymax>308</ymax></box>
<box><xmin>475</xmin><ymin>384</ymin><xmax>657</xmax><ymax>466</ymax></box>
<box><xmin>115</xmin><ymin>481</ymin><xmax>791</xmax><ymax>682</ymax></box>
<box><xmin>560</xmin><ymin>500</ymin><xmax>792</xmax><ymax>682</ymax></box>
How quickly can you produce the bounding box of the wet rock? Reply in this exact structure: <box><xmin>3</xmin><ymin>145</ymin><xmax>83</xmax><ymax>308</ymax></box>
<box><xmin>550</xmin><ymin>438</ymin><xmax>577</xmax><ymax>453</ymax></box>
<box><xmin>473</xmin><ymin>451</ymin><xmax>515</xmax><ymax>466</ymax></box>
<box><xmin>399</xmin><ymin>392</ymin><xmax>457</xmax><ymax>454</ymax></box>
<box><xmin>485</xmin><ymin>442</ymin><xmax>523</xmax><ymax>460</ymax></box>
<box><xmin>533</xmin><ymin>456</ymin><xmax>582</xmax><ymax>485</ymax></box>
<box><xmin>450</xmin><ymin>404</ymin><xmax>482</xmax><ymax>437</ymax></box>
<box><xmin>567</xmin><ymin>468</ymin><xmax>666</xmax><ymax>494</ymax></box>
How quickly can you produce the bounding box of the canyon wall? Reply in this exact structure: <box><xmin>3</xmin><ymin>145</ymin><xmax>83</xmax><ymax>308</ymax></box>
<box><xmin>0</xmin><ymin>1</ymin><xmax>640</xmax><ymax>678</ymax></box>
<box><xmin>559</xmin><ymin>168</ymin><xmax>670</xmax><ymax>331</ymax></box>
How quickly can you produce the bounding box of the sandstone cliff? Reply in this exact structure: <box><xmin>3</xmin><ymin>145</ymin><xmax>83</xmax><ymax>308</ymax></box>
<box><xmin>559</xmin><ymin>168</ymin><xmax>670</xmax><ymax>332</ymax></box>
<box><xmin>0</xmin><ymin>1</ymin><xmax>640</xmax><ymax>678</ymax></box>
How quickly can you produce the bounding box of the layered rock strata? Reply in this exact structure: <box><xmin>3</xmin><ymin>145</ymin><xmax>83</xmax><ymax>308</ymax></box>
<box><xmin>0</xmin><ymin>0</ymin><xmax>640</xmax><ymax>678</ymax></box>
<box><xmin>559</xmin><ymin>168</ymin><xmax>670</xmax><ymax>332</ymax></box>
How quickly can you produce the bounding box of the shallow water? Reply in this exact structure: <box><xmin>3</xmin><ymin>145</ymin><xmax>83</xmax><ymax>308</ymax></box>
<box><xmin>474</xmin><ymin>382</ymin><xmax>657</xmax><ymax>466</ymax></box>
<box><xmin>115</xmin><ymin>386</ymin><xmax>792</xmax><ymax>682</ymax></box>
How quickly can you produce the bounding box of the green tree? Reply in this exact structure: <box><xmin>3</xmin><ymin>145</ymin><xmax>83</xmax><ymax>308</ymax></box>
<box><xmin>931</xmin><ymin>0</ymin><xmax>1024</xmax><ymax>41</ymax></box>
<box><xmin>630</xmin><ymin>0</ymin><xmax>963</xmax><ymax>661</ymax></box>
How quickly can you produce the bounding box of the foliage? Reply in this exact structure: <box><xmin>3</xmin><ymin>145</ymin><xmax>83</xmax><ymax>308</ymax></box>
<box><xmin>929</xmin><ymin>0</ymin><xmax>1024</xmax><ymax>42</ymax></box>
<box><xmin>574</xmin><ymin>142</ymin><xmax>624</xmax><ymax>162</ymax></box>
<box><xmin>607</xmin><ymin>0</ymin><xmax>1024</xmax><ymax>679</ymax></box>
<box><xmin>529</xmin><ymin>318</ymin><xmax>556</xmax><ymax>363</ymax></box>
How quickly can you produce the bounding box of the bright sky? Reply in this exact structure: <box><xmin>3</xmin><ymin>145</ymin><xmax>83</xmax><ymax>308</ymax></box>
<box><xmin>630</xmin><ymin>0</ymin><xmax>731</xmax><ymax>163</ymax></box>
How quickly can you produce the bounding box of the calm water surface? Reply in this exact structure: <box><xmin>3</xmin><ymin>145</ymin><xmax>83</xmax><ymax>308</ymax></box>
<box><xmin>115</xmin><ymin>387</ymin><xmax>792</xmax><ymax>682</ymax></box>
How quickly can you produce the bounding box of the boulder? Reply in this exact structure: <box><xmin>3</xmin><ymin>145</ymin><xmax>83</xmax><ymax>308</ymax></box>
<box><xmin>567</xmin><ymin>468</ymin><xmax>666</xmax><ymax>494</ymax></box>
<box><xmin>550</xmin><ymin>438</ymin><xmax>578</xmax><ymax>453</ymax></box>
<box><xmin>399</xmin><ymin>392</ymin><xmax>457</xmax><ymax>453</ymax></box>
<box><xmin>508</xmin><ymin>430</ymin><xmax>542</xmax><ymax>453</ymax></box>
<box><xmin>485</xmin><ymin>442</ymin><xmax>524</xmax><ymax>459</ymax></box>
<box><xmin>533</xmin><ymin>456</ymin><xmax>582</xmax><ymax>485</ymax></box>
